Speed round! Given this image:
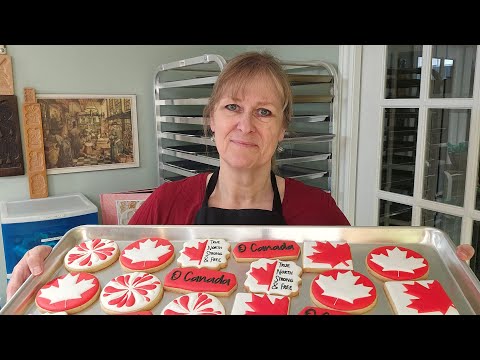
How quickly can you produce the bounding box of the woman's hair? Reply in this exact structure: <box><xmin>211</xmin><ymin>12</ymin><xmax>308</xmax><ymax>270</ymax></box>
<box><xmin>203</xmin><ymin>51</ymin><xmax>292</xmax><ymax>170</ymax></box>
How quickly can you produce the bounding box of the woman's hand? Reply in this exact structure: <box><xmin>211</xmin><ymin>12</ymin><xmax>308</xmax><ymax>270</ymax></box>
<box><xmin>6</xmin><ymin>245</ymin><xmax>52</xmax><ymax>301</ymax></box>
<box><xmin>456</xmin><ymin>244</ymin><xmax>475</xmax><ymax>261</ymax></box>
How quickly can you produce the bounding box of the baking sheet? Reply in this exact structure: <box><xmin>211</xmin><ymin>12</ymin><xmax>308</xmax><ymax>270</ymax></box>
<box><xmin>2</xmin><ymin>225</ymin><xmax>479</xmax><ymax>315</ymax></box>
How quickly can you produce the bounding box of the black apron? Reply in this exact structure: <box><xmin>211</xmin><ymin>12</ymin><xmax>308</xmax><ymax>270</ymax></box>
<box><xmin>194</xmin><ymin>169</ymin><xmax>286</xmax><ymax>225</ymax></box>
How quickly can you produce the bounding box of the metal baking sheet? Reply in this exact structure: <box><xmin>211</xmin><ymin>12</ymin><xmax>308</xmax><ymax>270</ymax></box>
<box><xmin>2</xmin><ymin>225</ymin><xmax>479</xmax><ymax>315</ymax></box>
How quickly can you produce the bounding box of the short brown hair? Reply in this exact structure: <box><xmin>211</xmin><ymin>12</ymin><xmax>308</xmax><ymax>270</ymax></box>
<box><xmin>203</xmin><ymin>51</ymin><xmax>292</xmax><ymax>136</ymax></box>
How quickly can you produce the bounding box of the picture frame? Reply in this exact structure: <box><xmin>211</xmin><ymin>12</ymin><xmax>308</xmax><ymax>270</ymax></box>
<box><xmin>100</xmin><ymin>191</ymin><xmax>153</xmax><ymax>225</ymax></box>
<box><xmin>36</xmin><ymin>94</ymin><xmax>139</xmax><ymax>174</ymax></box>
<box><xmin>0</xmin><ymin>95</ymin><xmax>25</xmax><ymax>177</ymax></box>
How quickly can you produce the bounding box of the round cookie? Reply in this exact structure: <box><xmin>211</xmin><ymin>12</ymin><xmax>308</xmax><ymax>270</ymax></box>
<box><xmin>35</xmin><ymin>272</ymin><xmax>100</xmax><ymax>314</ymax></box>
<box><xmin>100</xmin><ymin>272</ymin><xmax>163</xmax><ymax>314</ymax></box>
<box><xmin>366</xmin><ymin>245</ymin><xmax>429</xmax><ymax>281</ymax></box>
<box><xmin>310</xmin><ymin>269</ymin><xmax>377</xmax><ymax>314</ymax></box>
<box><xmin>64</xmin><ymin>238</ymin><xmax>120</xmax><ymax>273</ymax></box>
<box><xmin>161</xmin><ymin>292</ymin><xmax>225</xmax><ymax>315</ymax></box>
<box><xmin>120</xmin><ymin>237</ymin><xmax>175</xmax><ymax>273</ymax></box>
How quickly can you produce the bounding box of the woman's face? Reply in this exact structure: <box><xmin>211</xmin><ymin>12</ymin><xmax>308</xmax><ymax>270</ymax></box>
<box><xmin>210</xmin><ymin>74</ymin><xmax>285</xmax><ymax>171</ymax></box>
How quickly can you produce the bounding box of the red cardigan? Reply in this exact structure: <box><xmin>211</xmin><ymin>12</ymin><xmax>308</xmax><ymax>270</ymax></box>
<box><xmin>128</xmin><ymin>173</ymin><xmax>350</xmax><ymax>226</ymax></box>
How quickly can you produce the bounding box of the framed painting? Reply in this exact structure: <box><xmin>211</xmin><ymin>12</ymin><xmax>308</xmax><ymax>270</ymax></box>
<box><xmin>0</xmin><ymin>95</ymin><xmax>25</xmax><ymax>177</ymax></box>
<box><xmin>36</xmin><ymin>94</ymin><xmax>139</xmax><ymax>174</ymax></box>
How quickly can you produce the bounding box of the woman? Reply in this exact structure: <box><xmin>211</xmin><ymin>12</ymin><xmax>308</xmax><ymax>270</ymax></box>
<box><xmin>6</xmin><ymin>51</ymin><xmax>474</xmax><ymax>301</ymax></box>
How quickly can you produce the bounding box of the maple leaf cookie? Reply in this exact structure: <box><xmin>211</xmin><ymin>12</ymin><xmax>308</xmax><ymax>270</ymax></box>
<box><xmin>384</xmin><ymin>280</ymin><xmax>459</xmax><ymax>315</ymax></box>
<box><xmin>310</xmin><ymin>269</ymin><xmax>377</xmax><ymax>314</ymax></box>
<box><xmin>161</xmin><ymin>292</ymin><xmax>225</xmax><ymax>315</ymax></box>
<box><xmin>100</xmin><ymin>272</ymin><xmax>163</xmax><ymax>314</ymax></box>
<box><xmin>232</xmin><ymin>239</ymin><xmax>301</xmax><ymax>262</ymax></box>
<box><xmin>120</xmin><ymin>237</ymin><xmax>175</xmax><ymax>273</ymax></box>
<box><xmin>35</xmin><ymin>272</ymin><xmax>101</xmax><ymax>314</ymax></box>
<box><xmin>64</xmin><ymin>238</ymin><xmax>120</xmax><ymax>273</ymax></box>
<box><xmin>244</xmin><ymin>258</ymin><xmax>303</xmax><ymax>297</ymax></box>
<box><xmin>302</xmin><ymin>240</ymin><xmax>353</xmax><ymax>273</ymax></box>
<box><xmin>177</xmin><ymin>239</ymin><xmax>230</xmax><ymax>270</ymax></box>
<box><xmin>231</xmin><ymin>292</ymin><xmax>290</xmax><ymax>315</ymax></box>
<box><xmin>366</xmin><ymin>245</ymin><xmax>429</xmax><ymax>281</ymax></box>
<box><xmin>163</xmin><ymin>267</ymin><xmax>237</xmax><ymax>296</ymax></box>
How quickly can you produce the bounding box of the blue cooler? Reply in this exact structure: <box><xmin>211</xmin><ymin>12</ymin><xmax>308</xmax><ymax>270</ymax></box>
<box><xmin>0</xmin><ymin>193</ymin><xmax>98</xmax><ymax>306</ymax></box>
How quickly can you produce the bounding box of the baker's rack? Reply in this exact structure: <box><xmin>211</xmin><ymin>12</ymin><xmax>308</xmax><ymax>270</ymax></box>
<box><xmin>153</xmin><ymin>54</ymin><xmax>340</xmax><ymax>200</ymax></box>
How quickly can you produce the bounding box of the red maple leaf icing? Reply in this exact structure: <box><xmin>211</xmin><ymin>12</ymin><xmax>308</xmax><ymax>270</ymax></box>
<box><xmin>307</xmin><ymin>242</ymin><xmax>351</xmax><ymax>267</ymax></box>
<box><xmin>250</xmin><ymin>261</ymin><xmax>277</xmax><ymax>288</ymax></box>
<box><xmin>404</xmin><ymin>280</ymin><xmax>455</xmax><ymax>314</ymax></box>
<box><xmin>183</xmin><ymin>240</ymin><xmax>208</xmax><ymax>263</ymax></box>
<box><xmin>245</xmin><ymin>294</ymin><xmax>290</xmax><ymax>315</ymax></box>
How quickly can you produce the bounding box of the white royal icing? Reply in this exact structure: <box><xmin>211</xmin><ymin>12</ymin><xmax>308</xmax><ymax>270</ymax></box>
<box><xmin>370</xmin><ymin>247</ymin><xmax>427</xmax><ymax>273</ymax></box>
<box><xmin>314</xmin><ymin>271</ymin><xmax>373</xmax><ymax>304</ymax></box>
<box><xmin>100</xmin><ymin>272</ymin><xmax>162</xmax><ymax>313</ymax></box>
<box><xmin>38</xmin><ymin>273</ymin><xmax>97</xmax><ymax>304</ymax></box>
<box><xmin>385</xmin><ymin>280</ymin><xmax>459</xmax><ymax>315</ymax></box>
<box><xmin>302</xmin><ymin>241</ymin><xmax>353</xmax><ymax>270</ymax></box>
<box><xmin>161</xmin><ymin>292</ymin><xmax>225</xmax><ymax>315</ymax></box>
<box><xmin>178</xmin><ymin>239</ymin><xmax>230</xmax><ymax>269</ymax></box>
<box><xmin>231</xmin><ymin>292</ymin><xmax>290</xmax><ymax>315</ymax></box>
<box><xmin>244</xmin><ymin>258</ymin><xmax>302</xmax><ymax>296</ymax></box>
<box><xmin>65</xmin><ymin>238</ymin><xmax>119</xmax><ymax>270</ymax></box>
<box><xmin>122</xmin><ymin>238</ymin><xmax>173</xmax><ymax>264</ymax></box>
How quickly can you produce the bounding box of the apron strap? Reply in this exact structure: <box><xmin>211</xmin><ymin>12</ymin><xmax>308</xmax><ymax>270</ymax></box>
<box><xmin>203</xmin><ymin>168</ymin><xmax>283</xmax><ymax>214</ymax></box>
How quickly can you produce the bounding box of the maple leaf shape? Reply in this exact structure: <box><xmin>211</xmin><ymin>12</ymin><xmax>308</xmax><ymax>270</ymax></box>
<box><xmin>315</xmin><ymin>271</ymin><xmax>373</xmax><ymax>303</ymax></box>
<box><xmin>123</xmin><ymin>238</ymin><xmax>172</xmax><ymax>263</ymax></box>
<box><xmin>39</xmin><ymin>273</ymin><xmax>96</xmax><ymax>304</ymax></box>
<box><xmin>370</xmin><ymin>247</ymin><xmax>426</xmax><ymax>274</ymax></box>
<box><xmin>245</xmin><ymin>294</ymin><xmax>290</xmax><ymax>315</ymax></box>
<box><xmin>307</xmin><ymin>241</ymin><xmax>351</xmax><ymax>267</ymax></box>
<box><xmin>249</xmin><ymin>260</ymin><xmax>277</xmax><ymax>287</ymax></box>
<box><xmin>404</xmin><ymin>280</ymin><xmax>455</xmax><ymax>314</ymax></box>
<box><xmin>182</xmin><ymin>240</ymin><xmax>208</xmax><ymax>263</ymax></box>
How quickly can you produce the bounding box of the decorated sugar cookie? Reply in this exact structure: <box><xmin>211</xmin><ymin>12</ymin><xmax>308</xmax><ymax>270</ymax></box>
<box><xmin>232</xmin><ymin>240</ymin><xmax>301</xmax><ymax>262</ymax></box>
<box><xmin>100</xmin><ymin>272</ymin><xmax>163</xmax><ymax>314</ymax></box>
<box><xmin>35</xmin><ymin>272</ymin><xmax>100</xmax><ymax>314</ymax></box>
<box><xmin>384</xmin><ymin>280</ymin><xmax>459</xmax><ymax>315</ymax></box>
<box><xmin>64</xmin><ymin>238</ymin><xmax>120</xmax><ymax>273</ymax></box>
<box><xmin>298</xmin><ymin>306</ymin><xmax>349</xmax><ymax>315</ymax></box>
<box><xmin>302</xmin><ymin>240</ymin><xmax>353</xmax><ymax>273</ymax></box>
<box><xmin>366</xmin><ymin>245</ymin><xmax>429</xmax><ymax>281</ymax></box>
<box><xmin>310</xmin><ymin>269</ymin><xmax>377</xmax><ymax>314</ymax></box>
<box><xmin>161</xmin><ymin>292</ymin><xmax>225</xmax><ymax>315</ymax></box>
<box><xmin>231</xmin><ymin>292</ymin><xmax>290</xmax><ymax>315</ymax></box>
<box><xmin>177</xmin><ymin>238</ymin><xmax>230</xmax><ymax>270</ymax></box>
<box><xmin>163</xmin><ymin>267</ymin><xmax>237</xmax><ymax>296</ymax></box>
<box><xmin>244</xmin><ymin>258</ymin><xmax>303</xmax><ymax>297</ymax></box>
<box><xmin>120</xmin><ymin>237</ymin><xmax>175</xmax><ymax>273</ymax></box>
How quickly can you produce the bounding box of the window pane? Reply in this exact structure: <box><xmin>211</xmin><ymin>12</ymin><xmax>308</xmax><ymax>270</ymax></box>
<box><xmin>423</xmin><ymin>109</ymin><xmax>470</xmax><ymax>207</ymax></box>
<box><xmin>381</xmin><ymin>108</ymin><xmax>418</xmax><ymax>196</ymax></box>
<box><xmin>421</xmin><ymin>209</ymin><xmax>461</xmax><ymax>245</ymax></box>
<box><xmin>430</xmin><ymin>45</ymin><xmax>476</xmax><ymax>98</ymax></box>
<box><xmin>379</xmin><ymin>200</ymin><xmax>412</xmax><ymax>226</ymax></box>
<box><xmin>385</xmin><ymin>45</ymin><xmax>423</xmax><ymax>99</ymax></box>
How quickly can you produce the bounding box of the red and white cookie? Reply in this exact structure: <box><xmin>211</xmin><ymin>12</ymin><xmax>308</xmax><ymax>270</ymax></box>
<box><xmin>366</xmin><ymin>245</ymin><xmax>429</xmax><ymax>281</ymax></box>
<box><xmin>302</xmin><ymin>240</ymin><xmax>353</xmax><ymax>273</ymax></box>
<box><xmin>384</xmin><ymin>280</ymin><xmax>459</xmax><ymax>315</ymax></box>
<box><xmin>161</xmin><ymin>292</ymin><xmax>225</xmax><ymax>315</ymax></box>
<box><xmin>177</xmin><ymin>238</ymin><xmax>230</xmax><ymax>270</ymax></box>
<box><xmin>298</xmin><ymin>306</ymin><xmax>349</xmax><ymax>315</ymax></box>
<box><xmin>35</xmin><ymin>272</ymin><xmax>100</xmax><ymax>314</ymax></box>
<box><xmin>244</xmin><ymin>258</ymin><xmax>303</xmax><ymax>297</ymax></box>
<box><xmin>100</xmin><ymin>272</ymin><xmax>163</xmax><ymax>314</ymax></box>
<box><xmin>120</xmin><ymin>237</ymin><xmax>175</xmax><ymax>273</ymax></box>
<box><xmin>232</xmin><ymin>240</ymin><xmax>301</xmax><ymax>262</ymax></box>
<box><xmin>163</xmin><ymin>267</ymin><xmax>237</xmax><ymax>296</ymax></box>
<box><xmin>310</xmin><ymin>269</ymin><xmax>377</xmax><ymax>314</ymax></box>
<box><xmin>64</xmin><ymin>238</ymin><xmax>120</xmax><ymax>273</ymax></box>
<box><xmin>231</xmin><ymin>292</ymin><xmax>290</xmax><ymax>315</ymax></box>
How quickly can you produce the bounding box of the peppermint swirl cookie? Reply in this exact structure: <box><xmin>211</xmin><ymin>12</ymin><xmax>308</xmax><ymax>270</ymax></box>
<box><xmin>64</xmin><ymin>238</ymin><xmax>120</xmax><ymax>273</ymax></box>
<box><xmin>100</xmin><ymin>272</ymin><xmax>163</xmax><ymax>314</ymax></box>
<box><xmin>161</xmin><ymin>292</ymin><xmax>225</xmax><ymax>315</ymax></box>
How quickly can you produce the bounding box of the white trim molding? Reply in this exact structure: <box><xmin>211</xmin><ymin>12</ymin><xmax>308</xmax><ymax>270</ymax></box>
<box><xmin>338</xmin><ymin>45</ymin><xmax>363</xmax><ymax>224</ymax></box>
